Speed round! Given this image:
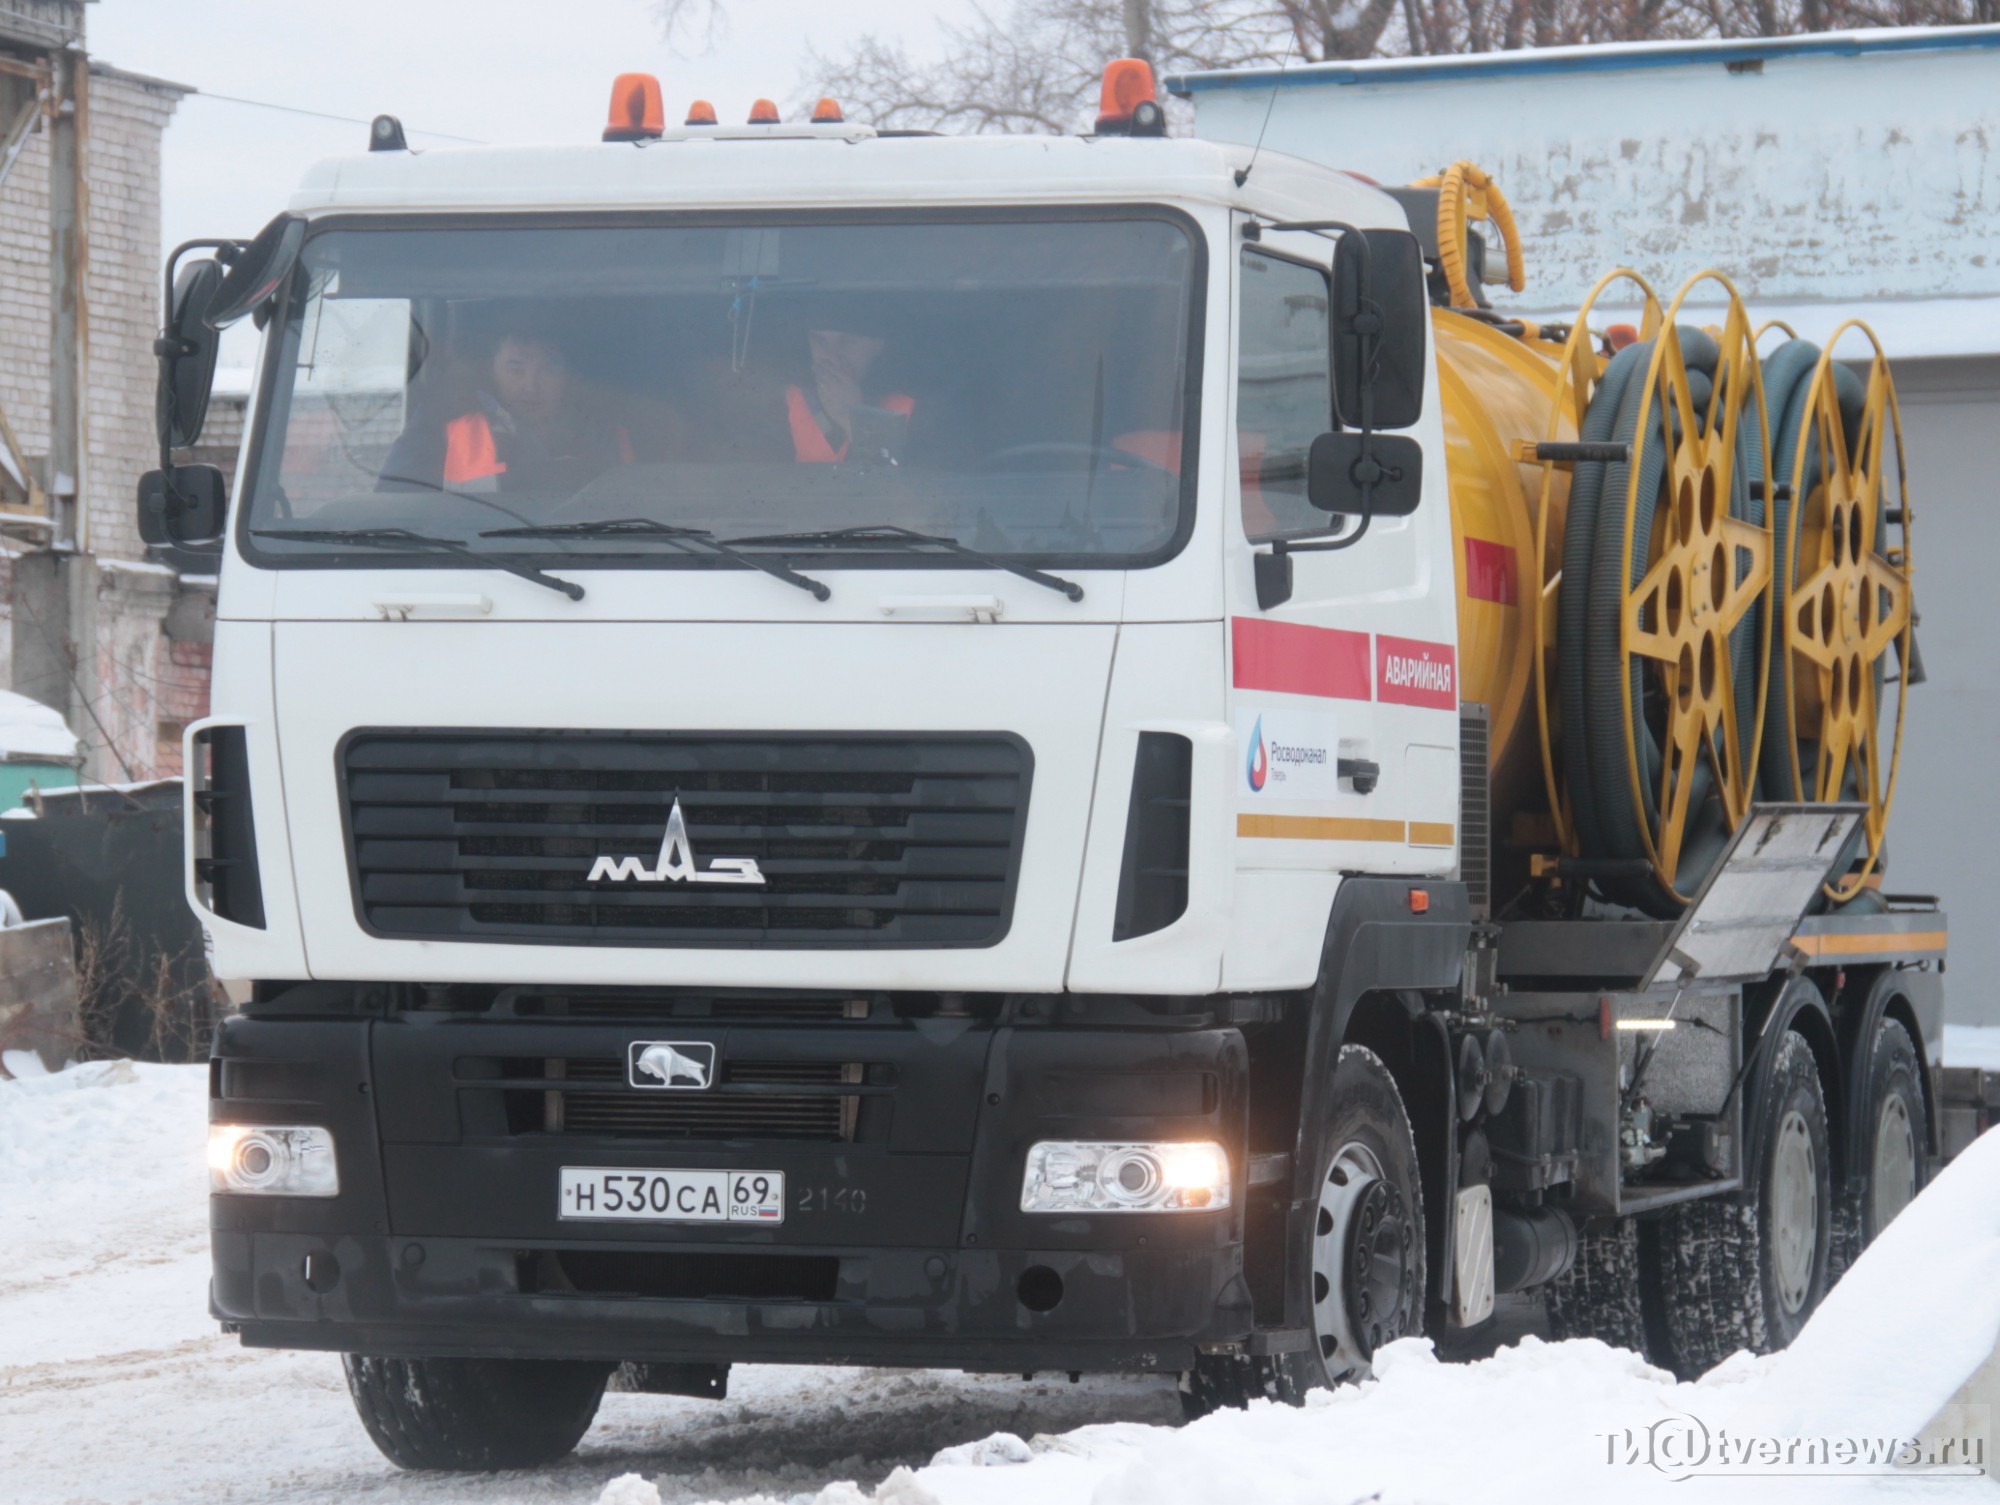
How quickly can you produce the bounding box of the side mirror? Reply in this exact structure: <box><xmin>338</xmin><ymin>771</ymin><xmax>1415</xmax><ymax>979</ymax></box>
<box><xmin>207</xmin><ymin>215</ymin><xmax>304</xmax><ymax>330</ymax></box>
<box><xmin>137</xmin><ymin>464</ymin><xmax>227</xmax><ymax>547</ymax></box>
<box><xmin>1331</xmin><ymin>229</ymin><xmax>1427</xmax><ymax>432</ymax></box>
<box><xmin>156</xmin><ymin>258</ymin><xmax>225</xmax><ymax>450</ymax></box>
<box><xmin>1308</xmin><ymin>432</ymin><xmax>1423</xmax><ymax>516</ymax></box>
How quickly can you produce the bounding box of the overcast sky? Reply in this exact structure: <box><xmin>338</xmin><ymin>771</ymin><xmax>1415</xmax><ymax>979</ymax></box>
<box><xmin>88</xmin><ymin>0</ymin><xmax>957</xmax><ymax>253</ymax></box>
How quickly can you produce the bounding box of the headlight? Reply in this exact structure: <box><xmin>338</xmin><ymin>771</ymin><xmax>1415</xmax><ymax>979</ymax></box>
<box><xmin>1020</xmin><ymin>1140</ymin><xmax>1230</xmax><ymax>1213</ymax></box>
<box><xmin>208</xmin><ymin>1124</ymin><xmax>339</xmax><ymax>1197</ymax></box>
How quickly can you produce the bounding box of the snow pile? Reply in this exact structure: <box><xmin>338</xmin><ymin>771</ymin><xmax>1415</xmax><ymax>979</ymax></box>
<box><xmin>812</xmin><ymin>1133</ymin><xmax>2000</xmax><ymax>1505</ymax></box>
<box><xmin>597</xmin><ymin>1475</ymin><xmax>664</xmax><ymax>1505</ymax></box>
<box><xmin>0</xmin><ymin>688</ymin><xmax>81</xmax><ymax>765</ymax></box>
<box><xmin>1721</xmin><ymin>1123</ymin><xmax>2000</xmax><ymax>1442</ymax></box>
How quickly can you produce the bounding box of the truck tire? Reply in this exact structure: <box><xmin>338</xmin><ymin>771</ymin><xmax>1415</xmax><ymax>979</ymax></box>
<box><xmin>1182</xmin><ymin>1045</ymin><xmax>1425</xmax><ymax>1418</ymax></box>
<box><xmin>1857</xmin><ymin>1017</ymin><xmax>1926</xmax><ymax>1246</ymax></box>
<box><xmin>1543</xmin><ymin>1216</ymin><xmax>1647</xmax><ymax>1356</ymax></box>
<box><xmin>342</xmin><ymin>1355</ymin><xmax>611</xmax><ymax>1470</ymax></box>
<box><xmin>1644</xmin><ymin>1031</ymin><xmax>1830</xmax><ymax>1377</ymax></box>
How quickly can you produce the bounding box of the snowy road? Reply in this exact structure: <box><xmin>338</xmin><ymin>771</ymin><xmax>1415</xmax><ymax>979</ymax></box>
<box><xmin>0</xmin><ymin>1060</ymin><xmax>1184</xmax><ymax>1505</ymax></box>
<box><xmin>4</xmin><ymin>1052</ymin><xmax>1997</xmax><ymax>1505</ymax></box>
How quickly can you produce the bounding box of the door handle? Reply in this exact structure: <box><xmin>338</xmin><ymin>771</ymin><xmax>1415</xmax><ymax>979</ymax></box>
<box><xmin>1338</xmin><ymin>757</ymin><xmax>1380</xmax><ymax>794</ymax></box>
<box><xmin>371</xmin><ymin>593</ymin><xmax>494</xmax><ymax>620</ymax></box>
<box><xmin>878</xmin><ymin>594</ymin><xmax>1005</xmax><ymax>622</ymax></box>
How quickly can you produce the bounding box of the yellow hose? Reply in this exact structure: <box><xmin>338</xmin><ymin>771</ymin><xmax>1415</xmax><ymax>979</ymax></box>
<box><xmin>1411</xmin><ymin>161</ymin><xmax>1525</xmax><ymax>310</ymax></box>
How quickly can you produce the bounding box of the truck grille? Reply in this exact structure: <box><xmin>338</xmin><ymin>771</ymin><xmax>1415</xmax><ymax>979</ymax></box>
<box><xmin>503</xmin><ymin>1058</ymin><xmax>866</xmax><ymax>1142</ymax></box>
<box><xmin>494</xmin><ymin>988</ymin><xmax>873</xmax><ymax>1024</ymax></box>
<box><xmin>341</xmin><ymin>731</ymin><xmax>1030</xmax><ymax>947</ymax></box>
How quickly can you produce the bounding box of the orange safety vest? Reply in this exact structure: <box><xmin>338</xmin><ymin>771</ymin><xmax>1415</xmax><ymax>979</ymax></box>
<box><xmin>787</xmin><ymin>387</ymin><xmax>916</xmax><ymax>464</ymax></box>
<box><xmin>442</xmin><ymin>411</ymin><xmax>634</xmax><ymax>485</ymax></box>
<box><xmin>1111</xmin><ymin>430</ymin><xmax>1183</xmax><ymax>474</ymax></box>
<box><xmin>444</xmin><ymin>413</ymin><xmax>505</xmax><ymax>484</ymax></box>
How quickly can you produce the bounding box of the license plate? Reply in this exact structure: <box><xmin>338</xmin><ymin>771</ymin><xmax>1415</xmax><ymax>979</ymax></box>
<box><xmin>558</xmin><ymin>1166</ymin><xmax>785</xmax><ymax>1224</ymax></box>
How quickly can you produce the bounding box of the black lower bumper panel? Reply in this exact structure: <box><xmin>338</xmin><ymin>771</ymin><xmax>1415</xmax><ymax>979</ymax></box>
<box><xmin>213</xmin><ymin>1231</ymin><xmax>1251</xmax><ymax>1373</ymax></box>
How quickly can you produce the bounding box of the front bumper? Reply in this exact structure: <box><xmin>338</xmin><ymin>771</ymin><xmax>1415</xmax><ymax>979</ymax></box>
<box><xmin>209</xmin><ymin>1001</ymin><xmax>1253</xmax><ymax>1373</ymax></box>
<box><xmin>212</xmin><ymin>1233</ymin><xmax>1246</xmax><ymax>1372</ymax></box>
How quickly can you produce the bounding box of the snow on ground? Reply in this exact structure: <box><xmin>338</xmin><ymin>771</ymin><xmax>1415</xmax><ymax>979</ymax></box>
<box><xmin>2</xmin><ymin>1052</ymin><xmax>1996</xmax><ymax>1505</ymax></box>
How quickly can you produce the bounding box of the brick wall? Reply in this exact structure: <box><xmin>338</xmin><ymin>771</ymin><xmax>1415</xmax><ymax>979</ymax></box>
<box><xmin>82</xmin><ymin>66</ymin><xmax>182</xmax><ymax>564</ymax></box>
<box><xmin>0</xmin><ymin>49</ymin><xmax>206</xmax><ymax>781</ymax></box>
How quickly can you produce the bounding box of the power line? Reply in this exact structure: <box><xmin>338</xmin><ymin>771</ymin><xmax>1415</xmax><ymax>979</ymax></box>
<box><xmin>186</xmin><ymin>89</ymin><xmax>487</xmax><ymax>145</ymax></box>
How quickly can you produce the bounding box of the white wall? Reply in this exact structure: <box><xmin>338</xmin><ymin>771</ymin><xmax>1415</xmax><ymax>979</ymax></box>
<box><xmin>1883</xmin><ymin>359</ymin><xmax>2000</xmax><ymax>1027</ymax></box>
<box><xmin>1179</xmin><ymin>30</ymin><xmax>2000</xmax><ymax>351</ymax></box>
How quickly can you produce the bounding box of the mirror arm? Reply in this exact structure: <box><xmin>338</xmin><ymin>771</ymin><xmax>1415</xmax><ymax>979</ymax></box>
<box><xmin>156</xmin><ymin>239</ymin><xmax>241</xmax><ymax>516</ymax></box>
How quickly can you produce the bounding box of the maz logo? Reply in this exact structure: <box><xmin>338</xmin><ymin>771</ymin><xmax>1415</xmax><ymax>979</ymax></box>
<box><xmin>587</xmin><ymin>799</ymin><xmax>765</xmax><ymax>886</ymax></box>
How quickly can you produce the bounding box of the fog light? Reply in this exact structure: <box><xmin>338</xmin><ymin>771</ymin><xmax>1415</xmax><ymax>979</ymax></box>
<box><xmin>1020</xmin><ymin>1140</ymin><xmax>1230</xmax><ymax>1213</ymax></box>
<box><xmin>208</xmin><ymin>1124</ymin><xmax>339</xmax><ymax>1197</ymax></box>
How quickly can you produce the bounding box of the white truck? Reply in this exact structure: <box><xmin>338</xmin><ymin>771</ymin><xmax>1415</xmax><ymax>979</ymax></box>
<box><xmin>146</xmin><ymin>64</ymin><xmax>1985</xmax><ymax>1470</ymax></box>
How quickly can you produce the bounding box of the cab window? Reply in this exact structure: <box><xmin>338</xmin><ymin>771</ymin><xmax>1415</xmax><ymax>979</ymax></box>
<box><xmin>1237</xmin><ymin>248</ymin><xmax>1332</xmax><ymax>541</ymax></box>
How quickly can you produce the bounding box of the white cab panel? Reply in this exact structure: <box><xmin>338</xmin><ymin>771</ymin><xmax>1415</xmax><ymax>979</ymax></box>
<box><xmin>272</xmin><ymin>619</ymin><xmax>1114</xmax><ymax>990</ymax></box>
<box><xmin>1067</xmin><ymin>621</ymin><xmax>1231</xmax><ymax>994</ymax></box>
<box><xmin>194</xmin><ymin>621</ymin><xmax>310</xmax><ymax>981</ymax></box>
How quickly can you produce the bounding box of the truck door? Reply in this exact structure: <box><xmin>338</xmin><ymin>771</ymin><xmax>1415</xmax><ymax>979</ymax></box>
<box><xmin>1227</xmin><ymin>227</ymin><xmax>1457</xmax><ymax>904</ymax></box>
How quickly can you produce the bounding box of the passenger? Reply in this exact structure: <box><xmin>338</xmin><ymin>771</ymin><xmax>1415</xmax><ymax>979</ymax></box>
<box><xmin>380</xmin><ymin>321</ymin><xmax>634</xmax><ymax>493</ymax></box>
<box><xmin>786</xmin><ymin>318</ymin><xmax>916</xmax><ymax>464</ymax></box>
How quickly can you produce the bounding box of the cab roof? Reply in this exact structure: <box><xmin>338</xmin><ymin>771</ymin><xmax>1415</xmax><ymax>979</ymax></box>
<box><xmin>286</xmin><ymin>131</ymin><xmax>1405</xmax><ymax>233</ymax></box>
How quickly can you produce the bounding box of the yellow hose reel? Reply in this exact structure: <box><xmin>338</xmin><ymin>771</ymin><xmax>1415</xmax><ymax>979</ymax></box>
<box><xmin>1772</xmin><ymin>324</ymin><xmax>1913</xmax><ymax>901</ymax></box>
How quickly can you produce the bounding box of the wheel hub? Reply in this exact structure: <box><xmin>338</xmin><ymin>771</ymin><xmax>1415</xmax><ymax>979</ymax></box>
<box><xmin>1870</xmin><ymin>1093</ymin><xmax>1916</xmax><ymax>1234</ymax></box>
<box><xmin>1311</xmin><ymin>1143</ymin><xmax>1419</xmax><ymax>1378</ymax></box>
<box><xmin>1771</xmin><ymin>1108</ymin><xmax>1819</xmax><ymax>1316</ymax></box>
<box><xmin>1343</xmin><ymin>1180</ymin><xmax>1418</xmax><ymax>1357</ymax></box>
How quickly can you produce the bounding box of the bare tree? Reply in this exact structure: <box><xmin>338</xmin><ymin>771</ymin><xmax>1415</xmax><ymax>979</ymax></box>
<box><xmin>801</xmin><ymin>0</ymin><xmax>1299</xmax><ymax>136</ymax></box>
<box><xmin>661</xmin><ymin>0</ymin><xmax>1995</xmax><ymax>135</ymax></box>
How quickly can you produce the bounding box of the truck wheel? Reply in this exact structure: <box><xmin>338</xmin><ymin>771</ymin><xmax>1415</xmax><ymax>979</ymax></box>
<box><xmin>1544</xmin><ymin>1216</ymin><xmax>1647</xmax><ymax>1355</ymax></box>
<box><xmin>1181</xmin><ymin>1045</ymin><xmax>1425</xmax><ymax>1418</ymax></box>
<box><xmin>1645</xmin><ymin>1031</ymin><xmax>1830</xmax><ymax>1377</ymax></box>
<box><xmin>1306</xmin><ymin>1045</ymin><xmax>1426</xmax><ymax>1386</ymax></box>
<box><xmin>342</xmin><ymin>1355</ymin><xmax>611</xmax><ymax>1470</ymax></box>
<box><xmin>1858</xmin><ymin>1017</ymin><xmax>1925</xmax><ymax>1244</ymax></box>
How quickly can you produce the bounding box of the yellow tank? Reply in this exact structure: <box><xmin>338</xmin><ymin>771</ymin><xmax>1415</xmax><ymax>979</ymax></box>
<box><xmin>1433</xmin><ymin>309</ymin><xmax>1572</xmax><ymax>839</ymax></box>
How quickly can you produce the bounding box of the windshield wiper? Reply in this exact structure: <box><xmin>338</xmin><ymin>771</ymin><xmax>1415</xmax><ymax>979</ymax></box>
<box><xmin>722</xmin><ymin>525</ymin><xmax>1083</xmax><ymax>602</ymax></box>
<box><xmin>478</xmin><ymin>519</ymin><xmax>830</xmax><ymax>601</ymax></box>
<box><xmin>252</xmin><ymin>527</ymin><xmax>585</xmax><ymax>601</ymax></box>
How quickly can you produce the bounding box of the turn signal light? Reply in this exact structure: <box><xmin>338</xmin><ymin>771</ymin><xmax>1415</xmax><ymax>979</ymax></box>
<box><xmin>1095</xmin><ymin>58</ymin><xmax>1166</xmax><ymax>136</ymax></box>
<box><xmin>604</xmin><ymin>72</ymin><xmax>665</xmax><ymax>142</ymax></box>
<box><xmin>685</xmin><ymin>99</ymin><xmax>717</xmax><ymax>126</ymax></box>
<box><xmin>748</xmin><ymin>98</ymin><xmax>781</xmax><ymax>124</ymax></box>
<box><xmin>811</xmin><ymin>97</ymin><xmax>844</xmax><ymax>123</ymax></box>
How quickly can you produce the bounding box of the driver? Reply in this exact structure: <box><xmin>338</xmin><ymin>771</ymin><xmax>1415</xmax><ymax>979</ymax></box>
<box><xmin>786</xmin><ymin>313</ymin><xmax>915</xmax><ymax>464</ymax></box>
<box><xmin>380</xmin><ymin>313</ymin><xmax>634</xmax><ymax>493</ymax></box>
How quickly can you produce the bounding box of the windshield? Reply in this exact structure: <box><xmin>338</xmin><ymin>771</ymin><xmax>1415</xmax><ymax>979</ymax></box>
<box><xmin>242</xmin><ymin>214</ymin><xmax>1200</xmax><ymax>571</ymax></box>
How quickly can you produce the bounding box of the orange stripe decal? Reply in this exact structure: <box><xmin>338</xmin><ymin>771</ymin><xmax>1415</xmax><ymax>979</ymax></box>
<box><xmin>1408</xmin><ymin>821</ymin><xmax>1456</xmax><ymax>848</ymax></box>
<box><xmin>1790</xmin><ymin>930</ymin><xmax>1947</xmax><ymax>959</ymax></box>
<box><xmin>1237</xmin><ymin>813</ymin><xmax>1407</xmax><ymax>843</ymax></box>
